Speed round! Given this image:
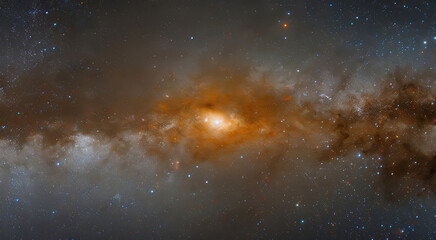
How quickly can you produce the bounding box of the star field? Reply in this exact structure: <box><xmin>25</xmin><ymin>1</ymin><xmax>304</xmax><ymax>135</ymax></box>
<box><xmin>0</xmin><ymin>0</ymin><xmax>435</xmax><ymax>239</ymax></box>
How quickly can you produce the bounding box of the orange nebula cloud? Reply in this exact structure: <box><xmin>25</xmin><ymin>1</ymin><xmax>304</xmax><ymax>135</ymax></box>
<box><xmin>142</xmin><ymin>73</ymin><xmax>313</xmax><ymax>162</ymax></box>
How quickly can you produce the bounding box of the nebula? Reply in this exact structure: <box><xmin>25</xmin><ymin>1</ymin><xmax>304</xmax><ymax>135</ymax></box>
<box><xmin>2</xmin><ymin>63</ymin><xmax>434</xmax><ymax>194</ymax></box>
<box><xmin>1</xmin><ymin>0</ymin><xmax>435</xmax><ymax>239</ymax></box>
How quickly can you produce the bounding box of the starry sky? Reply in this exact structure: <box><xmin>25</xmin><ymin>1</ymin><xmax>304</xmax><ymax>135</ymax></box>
<box><xmin>0</xmin><ymin>0</ymin><xmax>435</xmax><ymax>239</ymax></box>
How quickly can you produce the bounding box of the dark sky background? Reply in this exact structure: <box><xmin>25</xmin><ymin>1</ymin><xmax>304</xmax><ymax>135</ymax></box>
<box><xmin>0</xmin><ymin>0</ymin><xmax>435</xmax><ymax>239</ymax></box>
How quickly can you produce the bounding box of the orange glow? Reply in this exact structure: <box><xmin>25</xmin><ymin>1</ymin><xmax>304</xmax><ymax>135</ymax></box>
<box><xmin>202</xmin><ymin>110</ymin><xmax>239</xmax><ymax>132</ymax></box>
<box><xmin>283</xmin><ymin>23</ymin><xmax>288</xmax><ymax>28</ymax></box>
<box><xmin>143</xmin><ymin>75</ymin><xmax>313</xmax><ymax>161</ymax></box>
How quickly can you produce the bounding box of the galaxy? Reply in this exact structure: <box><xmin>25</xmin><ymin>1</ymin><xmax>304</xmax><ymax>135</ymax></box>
<box><xmin>0</xmin><ymin>0</ymin><xmax>435</xmax><ymax>239</ymax></box>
